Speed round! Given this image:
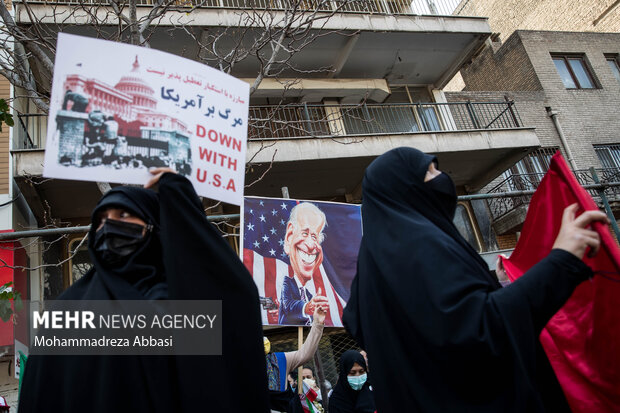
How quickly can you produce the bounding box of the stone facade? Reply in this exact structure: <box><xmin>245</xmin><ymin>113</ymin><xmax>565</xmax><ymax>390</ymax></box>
<box><xmin>448</xmin><ymin>30</ymin><xmax>620</xmax><ymax>236</ymax></box>
<box><xmin>455</xmin><ymin>0</ymin><xmax>620</xmax><ymax>41</ymax></box>
<box><xmin>496</xmin><ymin>233</ymin><xmax>518</xmax><ymax>250</ymax></box>
<box><xmin>0</xmin><ymin>76</ymin><xmax>10</xmax><ymax>194</ymax></box>
<box><xmin>460</xmin><ymin>33</ymin><xmax>542</xmax><ymax>91</ymax></box>
<box><xmin>452</xmin><ymin>30</ymin><xmax>620</xmax><ymax>171</ymax></box>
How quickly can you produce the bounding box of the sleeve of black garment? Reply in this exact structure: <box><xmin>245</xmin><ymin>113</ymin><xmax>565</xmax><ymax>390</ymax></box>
<box><xmin>491</xmin><ymin>248</ymin><xmax>592</xmax><ymax>333</ymax></box>
<box><xmin>355</xmin><ymin>235</ymin><xmax>592</xmax><ymax>400</ymax></box>
<box><xmin>157</xmin><ymin>172</ymin><xmax>270</xmax><ymax>412</ymax></box>
<box><xmin>342</xmin><ymin>263</ymin><xmax>365</xmax><ymax>350</ymax></box>
<box><xmin>157</xmin><ymin>172</ymin><xmax>257</xmax><ymax>300</ymax></box>
<box><xmin>328</xmin><ymin>393</ymin><xmax>354</xmax><ymax>413</ymax></box>
<box><xmin>327</xmin><ymin>403</ymin><xmax>349</xmax><ymax>413</ymax></box>
<box><xmin>437</xmin><ymin>247</ymin><xmax>592</xmax><ymax>356</ymax></box>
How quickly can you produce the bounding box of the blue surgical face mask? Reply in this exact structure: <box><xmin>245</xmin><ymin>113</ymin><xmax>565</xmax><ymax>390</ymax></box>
<box><xmin>347</xmin><ymin>373</ymin><xmax>367</xmax><ymax>391</ymax></box>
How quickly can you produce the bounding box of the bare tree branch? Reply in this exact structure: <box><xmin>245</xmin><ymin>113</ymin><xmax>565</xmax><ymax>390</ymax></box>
<box><xmin>245</xmin><ymin>149</ymin><xmax>277</xmax><ymax>189</ymax></box>
<box><xmin>0</xmin><ymin>233</ymin><xmax>88</xmax><ymax>271</ymax></box>
<box><xmin>0</xmin><ymin>1</ymin><xmax>54</xmax><ymax>74</ymax></box>
<box><xmin>1</xmin><ymin>0</ymin><xmax>366</xmax><ymax>274</ymax></box>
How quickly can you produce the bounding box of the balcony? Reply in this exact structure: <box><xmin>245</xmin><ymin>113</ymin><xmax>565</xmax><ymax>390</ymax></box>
<box><xmin>487</xmin><ymin>169</ymin><xmax>620</xmax><ymax>234</ymax></box>
<box><xmin>244</xmin><ymin>101</ymin><xmax>537</xmax><ymax>198</ymax></box>
<box><xmin>248</xmin><ymin>101</ymin><xmax>523</xmax><ymax>140</ymax></box>
<box><xmin>14</xmin><ymin>100</ymin><xmax>526</xmax><ymax>147</ymax></box>
<box><xmin>12</xmin><ymin>100</ymin><xmax>537</xmax><ymax>222</ymax></box>
<box><xmin>15</xmin><ymin>0</ymin><xmax>465</xmax><ymax>17</ymax></box>
<box><xmin>13</xmin><ymin>0</ymin><xmax>489</xmax><ymax>87</ymax></box>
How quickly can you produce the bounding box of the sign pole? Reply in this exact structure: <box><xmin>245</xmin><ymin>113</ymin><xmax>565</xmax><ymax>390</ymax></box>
<box><xmin>298</xmin><ymin>327</ymin><xmax>303</xmax><ymax>395</ymax></box>
<box><xmin>281</xmin><ymin>186</ymin><xmax>303</xmax><ymax>395</ymax></box>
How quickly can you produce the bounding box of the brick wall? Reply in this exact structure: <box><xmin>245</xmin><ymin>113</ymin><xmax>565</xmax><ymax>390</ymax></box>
<box><xmin>0</xmin><ymin>77</ymin><xmax>10</xmax><ymax>195</ymax></box>
<box><xmin>453</xmin><ymin>31</ymin><xmax>620</xmax><ymax>172</ymax></box>
<box><xmin>461</xmin><ymin>32</ymin><xmax>542</xmax><ymax>91</ymax></box>
<box><xmin>447</xmin><ymin>30</ymin><xmax>620</xmax><ymax>241</ymax></box>
<box><xmin>445</xmin><ymin>87</ymin><xmax>557</xmax><ymax>240</ymax></box>
<box><xmin>519</xmin><ymin>31</ymin><xmax>620</xmax><ymax>170</ymax></box>
<box><xmin>446</xmin><ymin>90</ymin><xmax>559</xmax><ymax>147</ymax></box>
<box><xmin>455</xmin><ymin>0</ymin><xmax>620</xmax><ymax>42</ymax></box>
<box><xmin>495</xmin><ymin>233</ymin><xmax>518</xmax><ymax>249</ymax></box>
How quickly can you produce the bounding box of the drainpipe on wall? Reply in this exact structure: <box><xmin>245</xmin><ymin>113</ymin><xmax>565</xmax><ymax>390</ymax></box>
<box><xmin>546</xmin><ymin>107</ymin><xmax>577</xmax><ymax>170</ymax></box>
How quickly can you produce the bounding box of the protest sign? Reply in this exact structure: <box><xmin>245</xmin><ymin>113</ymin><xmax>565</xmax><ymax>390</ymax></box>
<box><xmin>43</xmin><ymin>33</ymin><xmax>248</xmax><ymax>205</ymax></box>
<box><xmin>241</xmin><ymin>196</ymin><xmax>362</xmax><ymax>327</ymax></box>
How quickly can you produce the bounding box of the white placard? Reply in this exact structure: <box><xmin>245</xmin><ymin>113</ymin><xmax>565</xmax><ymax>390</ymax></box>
<box><xmin>44</xmin><ymin>33</ymin><xmax>248</xmax><ymax>205</ymax></box>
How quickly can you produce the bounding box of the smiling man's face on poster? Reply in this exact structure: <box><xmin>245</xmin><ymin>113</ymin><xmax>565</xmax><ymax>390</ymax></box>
<box><xmin>284</xmin><ymin>203</ymin><xmax>325</xmax><ymax>285</ymax></box>
<box><xmin>242</xmin><ymin>196</ymin><xmax>361</xmax><ymax>327</ymax></box>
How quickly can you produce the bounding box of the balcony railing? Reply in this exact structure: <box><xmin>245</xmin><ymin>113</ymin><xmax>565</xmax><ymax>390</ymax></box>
<box><xmin>248</xmin><ymin>101</ymin><xmax>522</xmax><ymax>140</ymax></box>
<box><xmin>14</xmin><ymin>101</ymin><xmax>523</xmax><ymax>150</ymax></box>
<box><xmin>487</xmin><ymin>168</ymin><xmax>620</xmax><ymax>221</ymax></box>
<box><xmin>14</xmin><ymin>0</ymin><xmax>464</xmax><ymax>17</ymax></box>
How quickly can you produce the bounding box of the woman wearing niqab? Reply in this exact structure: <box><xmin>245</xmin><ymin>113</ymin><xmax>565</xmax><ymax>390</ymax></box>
<box><xmin>343</xmin><ymin>147</ymin><xmax>605</xmax><ymax>412</ymax></box>
<box><xmin>328</xmin><ymin>350</ymin><xmax>375</xmax><ymax>413</ymax></box>
<box><xmin>19</xmin><ymin>170</ymin><xmax>270</xmax><ymax>412</ymax></box>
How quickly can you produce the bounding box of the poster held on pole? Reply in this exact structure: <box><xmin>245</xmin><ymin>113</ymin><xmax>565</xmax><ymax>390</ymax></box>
<box><xmin>43</xmin><ymin>33</ymin><xmax>249</xmax><ymax>206</ymax></box>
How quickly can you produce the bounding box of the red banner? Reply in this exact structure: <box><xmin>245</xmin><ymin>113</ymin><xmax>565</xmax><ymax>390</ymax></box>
<box><xmin>502</xmin><ymin>153</ymin><xmax>620</xmax><ymax>412</ymax></box>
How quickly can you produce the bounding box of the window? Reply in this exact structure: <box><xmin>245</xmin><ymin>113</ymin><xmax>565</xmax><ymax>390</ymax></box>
<box><xmin>502</xmin><ymin>147</ymin><xmax>558</xmax><ymax>190</ymax></box>
<box><xmin>419</xmin><ymin>106</ymin><xmax>441</xmax><ymax>131</ymax></box>
<box><xmin>510</xmin><ymin>147</ymin><xmax>557</xmax><ymax>175</ymax></box>
<box><xmin>605</xmin><ymin>55</ymin><xmax>620</xmax><ymax>83</ymax></box>
<box><xmin>339</xmin><ymin>85</ymin><xmax>445</xmax><ymax>134</ymax></box>
<box><xmin>453</xmin><ymin>204</ymin><xmax>482</xmax><ymax>252</ymax></box>
<box><xmin>552</xmin><ymin>55</ymin><xmax>596</xmax><ymax>89</ymax></box>
<box><xmin>594</xmin><ymin>144</ymin><xmax>620</xmax><ymax>169</ymax></box>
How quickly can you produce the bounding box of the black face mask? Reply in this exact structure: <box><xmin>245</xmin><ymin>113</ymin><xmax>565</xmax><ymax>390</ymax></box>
<box><xmin>93</xmin><ymin>219</ymin><xmax>150</xmax><ymax>266</ymax></box>
<box><xmin>425</xmin><ymin>172</ymin><xmax>457</xmax><ymax>219</ymax></box>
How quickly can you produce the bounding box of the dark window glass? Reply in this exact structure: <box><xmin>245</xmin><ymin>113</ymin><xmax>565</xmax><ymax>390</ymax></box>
<box><xmin>420</xmin><ymin>106</ymin><xmax>441</xmax><ymax>131</ymax></box>
<box><xmin>502</xmin><ymin>147</ymin><xmax>559</xmax><ymax>190</ymax></box>
<box><xmin>453</xmin><ymin>204</ymin><xmax>481</xmax><ymax>252</ymax></box>
<box><xmin>511</xmin><ymin>147</ymin><xmax>557</xmax><ymax>174</ymax></box>
<box><xmin>607</xmin><ymin>57</ymin><xmax>620</xmax><ymax>83</ymax></box>
<box><xmin>592</xmin><ymin>145</ymin><xmax>620</xmax><ymax>198</ymax></box>
<box><xmin>553</xmin><ymin>58</ymin><xmax>577</xmax><ymax>88</ymax></box>
<box><xmin>594</xmin><ymin>144</ymin><xmax>620</xmax><ymax>169</ymax></box>
<box><xmin>552</xmin><ymin>55</ymin><xmax>596</xmax><ymax>89</ymax></box>
<box><xmin>568</xmin><ymin>58</ymin><xmax>595</xmax><ymax>88</ymax></box>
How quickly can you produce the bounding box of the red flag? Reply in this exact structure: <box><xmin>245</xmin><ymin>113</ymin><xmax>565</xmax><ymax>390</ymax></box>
<box><xmin>501</xmin><ymin>152</ymin><xmax>620</xmax><ymax>412</ymax></box>
<box><xmin>299</xmin><ymin>380</ymin><xmax>319</xmax><ymax>413</ymax></box>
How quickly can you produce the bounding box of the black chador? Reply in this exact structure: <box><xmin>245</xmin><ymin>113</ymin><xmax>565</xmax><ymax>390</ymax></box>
<box><xmin>328</xmin><ymin>350</ymin><xmax>376</xmax><ymax>413</ymax></box>
<box><xmin>343</xmin><ymin>147</ymin><xmax>592</xmax><ymax>412</ymax></box>
<box><xmin>19</xmin><ymin>173</ymin><xmax>270</xmax><ymax>412</ymax></box>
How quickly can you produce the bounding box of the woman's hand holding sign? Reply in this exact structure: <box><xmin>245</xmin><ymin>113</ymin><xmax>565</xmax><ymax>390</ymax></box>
<box><xmin>145</xmin><ymin>167</ymin><xmax>177</xmax><ymax>189</ymax></box>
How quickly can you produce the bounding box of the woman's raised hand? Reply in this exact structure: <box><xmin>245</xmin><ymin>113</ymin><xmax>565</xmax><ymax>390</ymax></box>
<box><xmin>552</xmin><ymin>203</ymin><xmax>609</xmax><ymax>260</ymax></box>
<box><xmin>144</xmin><ymin>167</ymin><xmax>177</xmax><ymax>189</ymax></box>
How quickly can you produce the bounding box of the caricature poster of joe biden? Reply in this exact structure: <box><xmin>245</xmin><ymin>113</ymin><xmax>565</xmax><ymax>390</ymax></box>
<box><xmin>241</xmin><ymin>197</ymin><xmax>362</xmax><ymax>327</ymax></box>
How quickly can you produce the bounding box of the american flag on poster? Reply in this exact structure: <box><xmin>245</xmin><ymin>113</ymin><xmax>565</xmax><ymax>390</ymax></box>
<box><xmin>241</xmin><ymin>196</ymin><xmax>362</xmax><ymax>327</ymax></box>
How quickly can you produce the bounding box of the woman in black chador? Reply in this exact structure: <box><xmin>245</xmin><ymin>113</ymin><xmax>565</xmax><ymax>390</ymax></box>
<box><xmin>343</xmin><ymin>147</ymin><xmax>607</xmax><ymax>412</ymax></box>
<box><xmin>19</xmin><ymin>168</ymin><xmax>270</xmax><ymax>413</ymax></box>
<box><xmin>328</xmin><ymin>350</ymin><xmax>376</xmax><ymax>413</ymax></box>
